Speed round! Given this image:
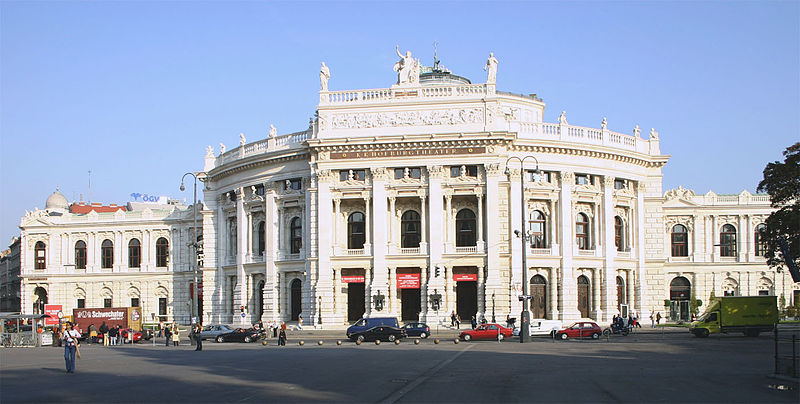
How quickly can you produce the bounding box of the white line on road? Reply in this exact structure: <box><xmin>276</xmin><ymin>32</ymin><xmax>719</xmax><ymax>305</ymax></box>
<box><xmin>377</xmin><ymin>344</ymin><xmax>474</xmax><ymax>404</ymax></box>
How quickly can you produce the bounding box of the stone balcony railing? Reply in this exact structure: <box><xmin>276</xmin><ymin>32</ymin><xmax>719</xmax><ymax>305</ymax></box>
<box><xmin>211</xmin><ymin>130</ymin><xmax>311</xmax><ymax>169</ymax></box>
<box><xmin>516</xmin><ymin>122</ymin><xmax>647</xmax><ymax>154</ymax></box>
<box><xmin>320</xmin><ymin>83</ymin><xmax>491</xmax><ymax>106</ymax></box>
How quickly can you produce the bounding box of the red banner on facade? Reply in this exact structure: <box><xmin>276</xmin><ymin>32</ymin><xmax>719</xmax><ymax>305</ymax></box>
<box><xmin>453</xmin><ymin>273</ymin><xmax>478</xmax><ymax>282</ymax></box>
<box><xmin>397</xmin><ymin>273</ymin><xmax>421</xmax><ymax>289</ymax></box>
<box><xmin>342</xmin><ymin>275</ymin><xmax>365</xmax><ymax>283</ymax></box>
<box><xmin>44</xmin><ymin>304</ymin><xmax>62</xmax><ymax>326</ymax></box>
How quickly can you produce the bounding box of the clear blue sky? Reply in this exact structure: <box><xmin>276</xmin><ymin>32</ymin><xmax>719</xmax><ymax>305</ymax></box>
<box><xmin>1</xmin><ymin>1</ymin><xmax>798</xmax><ymax>245</ymax></box>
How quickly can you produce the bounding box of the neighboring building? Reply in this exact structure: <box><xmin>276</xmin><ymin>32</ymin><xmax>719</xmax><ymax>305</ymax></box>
<box><xmin>19</xmin><ymin>191</ymin><xmax>201</xmax><ymax>323</ymax></box>
<box><xmin>0</xmin><ymin>237</ymin><xmax>21</xmax><ymax>312</ymax></box>
<box><xmin>19</xmin><ymin>51</ymin><xmax>799</xmax><ymax>325</ymax></box>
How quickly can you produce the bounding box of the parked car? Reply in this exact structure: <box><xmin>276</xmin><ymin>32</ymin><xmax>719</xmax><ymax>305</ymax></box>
<box><xmin>459</xmin><ymin>323</ymin><xmax>514</xmax><ymax>341</ymax></box>
<box><xmin>348</xmin><ymin>326</ymin><xmax>406</xmax><ymax>343</ymax></box>
<box><xmin>215</xmin><ymin>328</ymin><xmax>261</xmax><ymax>343</ymax></box>
<box><xmin>346</xmin><ymin>317</ymin><xmax>399</xmax><ymax>340</ymax></box>
<box><xmin>556</xmin><ymin>322</ymin><xmax>602</xmax><ymax>340</ymax></box>
<box><xmin>119</xmin><ymin>328</ymin><xmax>145</xmax><ymax>343</ymax></box>
<box><xmin>513</xmin><ymin>320</ymin><xmax>563</xmax><ymax>337</ymax></box>
<box><xmin>201</xmin><ymin>324</ymin><xmax>236</xmax><ymax>341</ymax></box>
<box><xmin>401</xmin><ymin>322</ymin><xmax>430</xmax><ymax>338</ymax></box>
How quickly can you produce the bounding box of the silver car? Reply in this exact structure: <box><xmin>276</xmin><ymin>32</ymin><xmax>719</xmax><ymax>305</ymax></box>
<box><xmin>200</xmin><ymin>324</ymin><xmax>235</xmax><ymax>340</ymax></box>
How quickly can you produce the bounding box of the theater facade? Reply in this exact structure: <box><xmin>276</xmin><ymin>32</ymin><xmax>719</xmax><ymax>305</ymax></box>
<box><xmin>19</xmin><ymin>51</ymin><xmax>799</xmax><ymax>326</ymax></box>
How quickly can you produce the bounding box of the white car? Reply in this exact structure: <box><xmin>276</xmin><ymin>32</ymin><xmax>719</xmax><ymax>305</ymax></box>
<box><xmin>513</xmin><ymin>320</ymin><xmax>563</xmax><ymax>337</ymax></box>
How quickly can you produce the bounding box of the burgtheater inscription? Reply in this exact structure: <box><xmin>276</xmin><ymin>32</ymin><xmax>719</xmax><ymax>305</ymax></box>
<box><xmin>330</xmin><ymin>147</ymin><xmax>486</xmax><ymax>160</ymax></box>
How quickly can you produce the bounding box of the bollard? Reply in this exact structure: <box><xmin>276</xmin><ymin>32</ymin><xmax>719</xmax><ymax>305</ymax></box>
<box><xmin>414</xmin><ymin>339</ymin><xmax>420</xmax><ymax>345</ymax></box>
<box><xmin>299</xmin><ymin>340</ymin><xmax>305</xmax><ymax>346</ymax></box>
<box><xmin>318</xmin><ymin>340</ymin><xmax>323</xmax><ymax>346</ymax></box>
<box><xmin>395</xmin><ymin>340</ymin><xmax>400</xmax><ymax>345</ymax></box>
<box><xmin>262</xmin><ymin>341</ymin><xmax>268</xmax><ymax>346</ymax></box>
<box><xmin>454</xmin><ymin>339</ymin><xmax>459</xmax><ymax>344</ymax></box>
<box><xmin>434</xmin><ymin>339</ymin><xmax>440</xmax><ymax>344</ymax></box>
<box><xmin>355</xmin><ymin>340</ymin><xmax>362</xmax><ymax>345</ymax></box>
<box><xmin>375</xmin><ymin>340</ymin><xmax>381</xmax><ymax>345</ymax></box>
<box><xmin>337</xmin><ymin>340</ymin><xmax>342</xmax><ymax>345</ymax></box>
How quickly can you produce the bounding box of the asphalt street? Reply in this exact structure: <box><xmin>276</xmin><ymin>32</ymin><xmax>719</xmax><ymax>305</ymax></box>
<box><xmin>0</xmin><ymin>328</ymin><xmax>795</xmax><ymax>403</ymax></box>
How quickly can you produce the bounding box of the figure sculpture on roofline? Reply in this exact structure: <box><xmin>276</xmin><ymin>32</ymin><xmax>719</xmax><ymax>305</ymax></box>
<box><xmin>484</xmin><ymin>52</ymin><xmax>498</xmax><ymax>84</ymax></box>
<box><xmin>320</xmin><ymin>62</ymin><xmax>330</xmax><ymax>91</ymax></box>
<box><xmin>394</xmin><ymin>45</ymin><xmax>419</xmax><ymax>85</ymax></box>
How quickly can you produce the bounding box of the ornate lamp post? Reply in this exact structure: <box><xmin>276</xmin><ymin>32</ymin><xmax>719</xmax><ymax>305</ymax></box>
<box><xmin>505</xmin><ymin>156</ymin><xmax>540</xmax><ymax>343</ymax></box>
<box><xmin>180</xmin><ymin>172</ymin><xmax>204</xmax><ymax>324</ymax></box>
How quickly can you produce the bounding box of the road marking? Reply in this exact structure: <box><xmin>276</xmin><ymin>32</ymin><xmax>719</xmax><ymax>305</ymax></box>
<box><xmin>378</xmin><ymin>344</ymin><xmax>474</xmax><ymax>404</ymax></box>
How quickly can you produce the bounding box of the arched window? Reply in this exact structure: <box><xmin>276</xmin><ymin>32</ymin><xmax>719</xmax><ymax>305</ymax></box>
<box><xmin>34</xmin><ymin>241</ymin><xmax>46</xmax><ymax>270</ymax></box>
<box><xmin>577</xmin><ymin>275</ymin><xmax>590</xmax><ymax>318</ymax></box>
<box><xmin>257</xmin><ymin>221</ymin><xmax>266</xmax><ymax>256</ymax></box>
<box><xmin>529</xmin><ymin>210</ymin><xmax>546</xmax><ymax>248</ymax></box>
<box><xmin>290</xmin><ymin>217</ymin><xmax>302</xmax><ymax>254</ymax></box>
<box><xmin>671</xmin><ymin>224</ymin><xmax>688</xmax><ymax>257</ymax></box>
<box><xmin>720</xmin><ymin>224</ymin><xmax>737</xmax><ymax>257</ymax></box>
<box><xmin>75</xmin><ymin>241</ymin><xmax>87</xmax><ymax>269</ymax></box>
<box><xmin>128</xmin><ymin>239</ymin><xmax>141</xmax><ymax>268</ymax></box>
<box><xmin>614</xmin><ymin>216</ymin><xmax>625</xmax><ymax>251</ymax></box>
<box><xmin>401</xmin><ymin>210</ymin><xmax>421</xmax><ymax>248</ymax></box>
<box><xmin>669</xmin><ymin>276</ymin><xmax>691</xmax><ymax>321</ymax></box>
<box><xmin>156</xmin><ymin>237</ymin><xmax>169</xmax><ymax>267</ymax></box>
<box><xmin>455</xmin><ymin>209</ymin><xmax>476</xmax><ymax>247</ymax></box>
<box><xmin>347</xmin><ymin>212</ymin><xmax>365</xmax><ymax>249</ymax></box>
<box><xmin>616</xmin><ymin>275</ymin><xmax>626</xmax><ymax>306</ymax></box>
<box><xmin>575</xmin><ymin>213</ymin><xmax>590</xmax><ymax>250</ymax></box>
<box><xmin>101</xmin><ymin>239</ymin><xmax>113</xmax><ymax>269</ymax></box>
<box><xmin>754</xmin><ymin>223</ymin><xmax>767</xmax><ymax>257</ymax></box>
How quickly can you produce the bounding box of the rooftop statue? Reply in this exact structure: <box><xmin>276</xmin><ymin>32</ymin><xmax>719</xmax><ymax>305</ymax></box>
<box><xmin>269</xmin><ymin>124</ymin><xmax>277</xmax><ymax>138</ymax></box>
<box><xmin>239</xmin><ymin>133</ymin><xmax>246</xmax><ymax>146</ymax></box>
<box><xmin>320</xmin><ymin>62</ymin><xmax>330</xmax><ymax>91</ymax></box>
<box><xmin>219</xmin><ymin>143</ymin><xmax>226</xmax><ymax>154</ymax></box>
<box><xmin>206</xmin><ymin>145</ymin><xmax>214</xmax><ymax>157</ymax></box>
<box><xmin>633</xmin><ymin>124</ymin><xmax>641</xmax><ymax>137</ymax></box>
<box><xmin>394</xmin><ymin>45</ymin><xmax>419</xmax><ymax>85</ymax></box>
<box><xmin>558</xmin><ymin>110</ymin><xmax>568</xmax><ymax>125</ymax></box>
<box><xmin>601</xmin><ymin>117</ymin><xmax>607</xmax><ymax>130</ymax></box>
<box><xmin>484</xmin><ymin>52</ymin><xmax>498</xmax><ymax>84</ymax></box>
<box><xmin>649</xmin><ymin>128</ymin><xmax>659</xmax><ymax>140</ymax></box>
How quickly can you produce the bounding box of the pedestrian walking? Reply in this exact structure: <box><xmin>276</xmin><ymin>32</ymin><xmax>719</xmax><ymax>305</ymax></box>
<box><xmin>278</xmin><ymin>323</ymin><xmax>287</xmax><ymax>346</ymax></box>
<box><xmin>450</xmin><ymin>311</ymin><xmax>456</xmax><ymax>327</ymax></box>
<box><xmin>272</xmin><ymin>321</ymin><xmax>278</xmax><ymax>338</ymax></box>
<box><xmin>158</xmin><ymin>320</ymin><xmax>165</xmax><ymax>338</ymax></box>
<box><xmin>471</xmin><ymin>316</ymin><xmax>477</xmax><ymax>330</ymax></box>
<box><xmin>171</xmin><ymin>323</ymin><xmax>180</xmax><ymax>346</ymax></box>
<box><xmin>62</xmin><ymin>323</ymin><xmax>81</xmax><ymax>373</ymax></box>
<box><xmin>194</xmin><ymin>324</ymin><xmax>203</xmax><ymax>351</ymax></box>
<box><xmin>656</xmin><ymin>312</ymin><xmax>662</xmax><ymax>325</ymax></box>
<box><xmin>164</xmin><ymin>323</ymin><xmax>172</xmax><ymax>346</ymax></box>
<box><xmin>297</xmin><ymin>315</ymin><xmax>303</xmax><ymax>330</ymax></box>
<box><xmin>650</xmin><ymin>312</ymin><xmax>655</xmax><ymax>328</ymax></box>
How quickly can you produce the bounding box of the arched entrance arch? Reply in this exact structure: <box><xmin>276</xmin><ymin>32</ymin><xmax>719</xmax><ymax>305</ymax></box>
<box><xmin>616</xmin><ymin>276</ymin><xmax>626</xmax><ymax>311</ymax></box>
<box><xmin>530</xmin><ymin>275</ymin><xmax>547</xmax><ymax>319</ymax></box>
<box><xmin>290</xmin><ymin>278</ymin><xmax>302</xmax><ymax>321</ymax></box>
<box><xmin>669</xmin><ymin>276</ymin><xmax>691</xmax><ymax>321</ymax></box>
<box><xmin>577</xmin><ymin>275</ymin><xmax>590</xmax><ymax>318</ymax></box>
<box><xmin>33</xmin><ymin>287</ymin><xmax>48</xmax><ymax>314</ymax></box>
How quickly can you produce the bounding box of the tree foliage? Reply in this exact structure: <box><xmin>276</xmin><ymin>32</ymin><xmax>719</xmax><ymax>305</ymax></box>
<box><xmin>757</xmin><ymin>142</ymin><xmax>800</xmax><ymax>273</ymax></box>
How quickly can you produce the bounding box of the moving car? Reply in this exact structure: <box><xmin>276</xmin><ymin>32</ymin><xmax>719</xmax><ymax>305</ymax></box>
<box><xmin>459</xmin><ymin>323</ymin><xmax>514</xmax><ymax>341</ymax></box>
<box><xmin>201</xmin><ymin>324</ymin><xmax>236</xmax><ymax>341</ymax></box>
<box><xmin>512</xmin><ymin>320</ymin><xmax>563</xmax><ymax>337</ymax></box>
<box><xmin>348</xmin><ymin>326</ymin><xmax>406</xmax><ymax>343</ymax></box>
<box><xmin>556</xmin><ymin>322</ymin><xmax>602</xmax><ymax>340</ymax></box>
<box><xmin>215</xmin><ymin>328</ymin><xmax>262</xmax><ymax>343</ymax></box>
<box><xmin>689</xmin><ymin>295</ymin><xmax>778</xmax><ymax>337</ymax></box>
<box><xmin>402</xmin><ymin>322</ymin><xmax>431</xmax><ymax>338</ymax></box>
<box><xmin>346</xmin><ymin>317</ymin><xmax>399</xmax><ymax>340</ymax></box>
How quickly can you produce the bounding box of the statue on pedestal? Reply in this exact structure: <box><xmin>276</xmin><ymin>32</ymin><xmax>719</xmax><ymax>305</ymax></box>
<box><xmin>320</xmin><ymin>62</ymin><xmax>330</xmax><ymax>91</ymax></box>
<box><xmin>558</xmin><ymin>111</ymin><xmax>568</xmax><ymax>125</ymax></box>
<box><xmin>269</xmin><ymin>124</ymin><xmax>277</xmax><ymax>138</ymax></box>
<box><xmin>484</xmin><ymin>52</ymin><xmax>498</xmax><ymax>84</ymax></box>
<box><xmin>394</xmin><ymin>46</ymin><xmax>419</xmax><ymax>85</ymax></box>
<box><xmin>239</xmin><ymin>133</ymin><xmax>246</xmax><ymax>146</ymax></box>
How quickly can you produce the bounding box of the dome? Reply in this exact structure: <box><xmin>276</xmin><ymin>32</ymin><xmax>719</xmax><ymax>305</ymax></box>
<box><xmin>419</xmin><ymin>65</ymin><xmax>471</xmax><ymax>86</ymax></box>
<box><xmin>45</xmin><ymin>189</ymin><xmax>69</xmax><ymax>210</ymax></box>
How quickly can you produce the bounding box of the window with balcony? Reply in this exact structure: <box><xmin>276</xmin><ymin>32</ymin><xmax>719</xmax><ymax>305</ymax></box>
<box><xmin>128</xmin><ymin>239</ymin><xmax>141</xmax><ymax>268</ymax></box>
<box><xmin>34</xmin><ymin>241</ymin><xmax>46</xmax><ymax>270</ymax></box>
<box><xmin>720</xmin><ymin>224</ymin><xmax>737</xmax><ymax>257</ymax></box>
<box><xmin>450</xmin><ymin>165</ymin><xmax>478</xmax><ymax>178</ymax></box>
<box><xmin>394</xmin><ymin>167</ymin><xmax>422</xmax><ymax>180</ymax></box>
<box><xmin>754</xmin><ymin>223</ymin><xmax>767</xmax><ymax>257</ymax></box>
<box><xmin>456</xmin><ymin>209</ymin><xmax>476</xmax><ymax>247</ymax></box>
<box><xmin>576</xmin><ymin>213</ymin><xmax>590</xmax><ymax>250</ymax></box>
<box><xmin>156</xmin><ymin>237</ymin><xmax>169</xmax><ymax>267</ymax></box>
<box><xmin>340</xmin><ymin>169</ymin><xmax>366</xmax><ymax>182</ymax></box>
<box><xmin>671</xmin><ymin>224</ymin><xmax>688</xmax><ymax>257</ymax></box>
<box><xmin>75</xmin><ymin>240</ymin><xmax>87</xmax><ymax>269</ymax></box>
<box><xmin>101</xmin><ymin>239</ymin><xmax>113</xmax><ymax>269</ymax></box>
<box><xmin>401</xmin><ymin>210</ymin><xmax>421</xmax><ymax>248</ymax></box>
<box><xmin>529</xmin><ymin>210</ymin><xmax>546</xmax><ymax>248</ymax></box>
<box><xmin>290</xmin><ymin>217</ymin><xmax>302</xmax><ymax>254</ymax></box>
<box><xmin>614</xmin><ymin>216</ymin><xmax>625</xmax><ymax>251</ymax></box>
<box><xmin>348</xmin><ymin>212</ymin><xmax>365</xmax><ymax>249</ymax></box>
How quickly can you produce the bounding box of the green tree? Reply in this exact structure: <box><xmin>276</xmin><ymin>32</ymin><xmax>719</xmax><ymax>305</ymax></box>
<box><xmin>757</xmin><ymin>142</ymin><xmax>800</xmax><ymax>279</ymax></box>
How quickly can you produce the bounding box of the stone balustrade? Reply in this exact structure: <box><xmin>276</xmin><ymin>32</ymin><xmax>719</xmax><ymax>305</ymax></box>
<box><xmin>320</xmin><ymin>84</ymin><xmax>489</xmax><ymax>106</ymax></box>
<box><xmin>215</xmin><ymin>129</ymin><xmax>311</xmax><ymax>167</ymax></box>
<box><xmin>518</xmin><ymin>122</ymin><xmax>645</xmax><ymax>153</ymax></box>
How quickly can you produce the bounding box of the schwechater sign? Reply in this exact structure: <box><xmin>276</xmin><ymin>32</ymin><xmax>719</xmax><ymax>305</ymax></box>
<box><xmin>330</xmin><ymin>147</ymin><xmax>485</xmax><ymax>160</ymax></box>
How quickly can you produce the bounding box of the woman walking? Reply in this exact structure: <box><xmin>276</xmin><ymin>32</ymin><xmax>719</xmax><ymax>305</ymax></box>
<box><xmin>171</xmin><ymin>323</ymin><xmax>180</xmax><ymax>346</ymax></box>
<box><xmin>62</xmin><ymin>323</ymin><xmax>81</xmax><ymax>373</ymax></box>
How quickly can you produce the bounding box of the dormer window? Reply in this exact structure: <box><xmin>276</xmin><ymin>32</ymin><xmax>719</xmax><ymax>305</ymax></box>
<box><xmin>450</xmin><ymin>165</ymin><xmax>478</xmax><ymax>178</ymax></box>
<box><xmin>575</xmin><ymin>174</ymin><xmax>594</xmax><ymax>186</ymax></box>
<box><xmin>394</xmin><ymin>167</ymin><xmax>421</xmax><ymax>180</ymax></box>
<box><xmin>284</xmin><ymin>178</ymin><xmax>302</xmax><ymax>190</ymax></box>
<box><xmin>340</xmin><ymin>169</ymin><xmax>366</xmax><ymax>182</ymax></box>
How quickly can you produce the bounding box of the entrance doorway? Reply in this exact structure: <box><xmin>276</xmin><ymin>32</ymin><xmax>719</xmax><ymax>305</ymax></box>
<box><xmin>290</xmin><ymin>279</ymin><xmax>302</xmax><ymax>321</ymax></box>
<box><xmin>577</xmin><ymin>276</ymin><xmax>590</xmax><ymax>318</ymax></box>
<box><xmin>401</xmin><ymin>289</ymin><xmax>421</xmax><ymax>321</ymax></box>
<box><xmin>669</xmin><ymin>276</ymin><xmax>691</xmax><ymax>321</ymax></box>
<box><xmin>33</xmin><ymin>287</ymin><xmax>47</xmax><ymax>315</ymax></box>
<box><xmin>456</xmin><ymin>281</ymin><xmax>477</xmax><ymax>321</ymax></box>
<box><xmin>347</xmin><ymin>283</ymin><xmax>365</xmax><ymax>321</ymax></box>
<box><xmin>530</xmin><ymin>275</ymin><xmax>547</xmax><ymax>319</ymax></box>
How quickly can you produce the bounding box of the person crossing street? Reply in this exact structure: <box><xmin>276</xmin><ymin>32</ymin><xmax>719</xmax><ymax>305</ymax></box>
<box><xmin>61</xmin><ymin>323</ymin><xmax>81</xmax><ymax>373</ymax></box>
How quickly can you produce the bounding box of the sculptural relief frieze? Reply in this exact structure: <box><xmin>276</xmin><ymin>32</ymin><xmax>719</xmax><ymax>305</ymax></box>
<box><xmin>330</xmin><ymin>108</ymin><xmax>484</xmax><ymax>130</ymax></box>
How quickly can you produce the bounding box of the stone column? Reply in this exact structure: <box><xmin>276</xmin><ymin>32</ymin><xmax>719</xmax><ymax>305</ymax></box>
<box><xmin>549</xmin><ymin>267</ymin><xmax>558</xmax><ymax>320</ymax></box>
<box><xmin>592</xmin><ymin>268</ymin><xmax>601</xmax><ymax>320</ymax></box>
<box><xmin>364</xmin><ymin>197</ymin><xmax>372</xmax><ymax>254</ymax></box>
<box><xmin>364</xmin><ymin>266</ymin><xmax>372</xmax><ymax>317</ymax></box>
<box><xmin>601</xmin><ymin>176</ymin><xmax>615</xmax><ymax>322</ymax></box>
<box><xmin>278</xmin><ymin>204</ymin><xmax>285</xmax><ymax>259</ymax></box>
<box><xmin>635</xmin><ymin>181</ymin><xmax>648</xmax><ymax>317</ymax></box>
<box><xmin>419</xmin><ymin>195</ymin><xmax>427</xmax><ymax>254</ymax></box>
<box><xmin>370</xmin><ymin>168</ymin><xmax>388</xmax><ymax>316</ymax></box>
<box><xmin>424</xmin><ymin>165</ymin><xmax>445</xmax><ymax>325</ymax></box>
<box><xmin>264</xmin><ymin>188</ymin><xmax>279</xmax><ymax>322</ymax></box>
<box><xmin>388</xmin><ymin>196</ymin><xmax>396</xmax><ymax>252</ymax></box>
<box><xmin>738</xmin><ymin>215</ymin><xmax>746</xmax><ymax>262</ymax></box>
<box><xmin>444</xmin><ymin>194</ymin><xmax>453</xmax><ymax>250</ymax></box>
<box><xmin>333</xmin><ymin>198</ymin><xmax>341</xmax><ymax>255</ymax></box>
<box><xmin>388</xmin><ymin>266</ymin><xmax>396</xmax><ymax>315</ymax></box>
<box><xmin>484</xmin><ymin>164</ymin><xmax>503</xmax><ymax>321</ymax></box>
<box><xmin>235</xmin><ymin>188</ymin><xmax>247</xmax><ymax>325</ymax></box>
<box><xmin>711</xmin><ymin>215</ymin><xmax>718</xmax><ymax>261</ymax></box>
<box><xmin>477</xmin><ymin>264</ymin><xmax>485</xmax><ymax>319</ymax></box>
<box><xmin>477</xmin><ymin>193</ymin><xmax>484</xmax><ymax>252</ymax></box>
<box><xmin>420</xmin><ymin>265</ymin><xmax>429</xmax><ymax>319</ymax></box>
<box><xmin>508</xmin><ymin>167</ymin><xmax>523</xmax><ymax>316</ymax></box>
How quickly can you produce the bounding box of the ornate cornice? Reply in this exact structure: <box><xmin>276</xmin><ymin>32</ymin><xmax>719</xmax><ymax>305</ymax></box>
<box><xmin>510</xmin><ymin>144</ymin><xmax>667</xmax><ymax>168</ymax></box>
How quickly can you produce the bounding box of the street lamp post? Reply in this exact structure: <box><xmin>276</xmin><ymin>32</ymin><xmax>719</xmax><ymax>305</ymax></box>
<box><xmin>505</xmin><ymin>156</ymin><xmax>540</xmax><ymax>343</ymax></box>
<box><xmin>180</xmin><ymin>172</ymin><xmax>203</xmax><ymax>325</ymax></box>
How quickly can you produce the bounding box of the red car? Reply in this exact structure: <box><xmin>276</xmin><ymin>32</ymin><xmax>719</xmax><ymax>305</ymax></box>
<box><xmin>556</xmin><ymin>321</ymin><xmax>602</xmax><ymax>340</ymax></box>
<box><xmin>459</xmin><ymin>323</ymin><xmax>514</xmax><ymax>341</ymax></box>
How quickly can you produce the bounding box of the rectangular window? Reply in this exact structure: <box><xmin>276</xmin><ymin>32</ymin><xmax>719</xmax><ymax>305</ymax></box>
<box><xmin>104</xmin><ymin>298</ymin><xmax>112</xmax><ymax>308</ymax></box>
<box><xmin>131</xmin><ymin>298</ymin><xmax>140</xmax><ymax>307</ymax></box>
<box><xmin>614</xmin><ymin>179</ymin><xmax>626</xmax><ymax>190</ymax></box>
<box><xmin>575</xmin><ymin>174</ymin><xmax>593</xmax><ymax>185</ymax></box>
<box><xmin>340</xmin><ymin>169</ymin><xmax>366</xmax><ymax>181</ymax></box>
<box><xmin>758</xmin><ymin>290</ymin><xmax>769</xmax><ymax>296</ymax></box>
<box><xmin>450</xmin><ymin>165</ymin><xmax>477</xmax><ymax>178</ymax></box>
<box><xmin>158</xmin><ymin>298</ymin><xmax>167</xmax><ymax>315</ymax></box>
<box><xmin>77</xmin><ymin>299</ymin><xmax>85</xmax><ymax>309</ymax></box>
<box><xmin>394</xmin><ymin>167</ymin><xmax>422</xmax><ymax>179</ymax></box>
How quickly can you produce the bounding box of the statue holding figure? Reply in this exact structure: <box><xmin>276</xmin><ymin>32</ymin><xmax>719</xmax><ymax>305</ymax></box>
<box><xmin>320</xmin><ymin>62</ymin><xmax>330</xmax><ymax>91</ymax></box>
<box><xmin>558</xmin><ymin>111</ymin><xmax>568</xmax><ymax>125</ymax></box>
<box><xmin>394</xmin><ymin>45</ymin><xmax>419</xmax><ymax>85</ymax></box>
<box><xmin>484</xmin><ymin>52</ymin><xmax>498</xmax><ymax>84</ymax></box>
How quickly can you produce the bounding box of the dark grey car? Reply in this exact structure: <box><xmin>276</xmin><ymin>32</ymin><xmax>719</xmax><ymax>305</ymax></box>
<box><xmin>200</xmin><ymin>324</ymin><xmax>235</xmax><ymax>340</ymax></box>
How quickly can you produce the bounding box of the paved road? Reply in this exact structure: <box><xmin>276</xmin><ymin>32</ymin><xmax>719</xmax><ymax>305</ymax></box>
<box><xmin>1</xmin><ymin>328</ymin><xmax>794</xmax><ymax>403</ymax></box>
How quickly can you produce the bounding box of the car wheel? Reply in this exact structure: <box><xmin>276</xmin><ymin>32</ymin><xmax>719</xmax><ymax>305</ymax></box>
<box><xmin>559</xmin><ymin>333</ymin><xmax>568</xmax><ymax>340</ymax></box>
<box><xmin>591</xmin><ymin>333</ymin><xmax>600</xmax><ymax>339</ymax></box>
<box><xmin>388</xmin><ymin>335</ymin><xmax>396</xmax><ymax>342</ymax></box>
<box><xmin>700</xmin><ymin>329</ymin><xmax>710</xmax><ymax>338</ymax></box>
<box><xmin>216</xmin><ymin>336</ymin><xmax>224</xmax><ymax>343</ymax></box>
<box><xmin>244</xmin><ymin>336</ymin><xmax>251</xmax><ymax>343</ymax></box>
<box><xmin>463</xmin><ymin>334</ymin><xmax>472</xmax><ymax>341</ymax></box>
<box><xmin>602</xmin><ymin>329</ymin><xmax>611</xmax><ymax>337</ymax></box>
<box><xmin>419</xmin><ymin>332</ymin><xmax>427</xmax><ymax>339</ymax></box>
<box><xmin>356</xmin><ymin>335</ymin><xmax>365</xmax><ymax>343</ymax></box>
<box><xmin>498</xmin><ymin>334</ymin><xmax>504</xmax><ymax>341</ymax></box>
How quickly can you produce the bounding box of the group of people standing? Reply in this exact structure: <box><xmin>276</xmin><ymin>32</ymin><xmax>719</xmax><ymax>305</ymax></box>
<box><xmin>158</xmin><ymin>320</ymin><xmax>183</xmax><ymax>347</ymax></box>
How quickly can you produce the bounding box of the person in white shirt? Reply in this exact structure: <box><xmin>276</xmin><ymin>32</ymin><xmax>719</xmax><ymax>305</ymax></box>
<box><xmin>62</xmin><ymin>323</ymin><xmax>81</xmax><ymax>373</ymax></box>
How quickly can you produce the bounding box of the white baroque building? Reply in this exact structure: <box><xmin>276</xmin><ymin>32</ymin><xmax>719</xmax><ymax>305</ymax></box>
<box><xmin>19</xmin><ymin>52</ymin><xmax>799</xmax><ymax>326</ymax></box>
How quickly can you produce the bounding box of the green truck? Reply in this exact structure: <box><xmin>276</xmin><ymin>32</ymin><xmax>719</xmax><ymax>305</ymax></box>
<box><xmin>689</xmin><ymin>295</ymin><xmax>778</xmax><ymax>337</ymax></box>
